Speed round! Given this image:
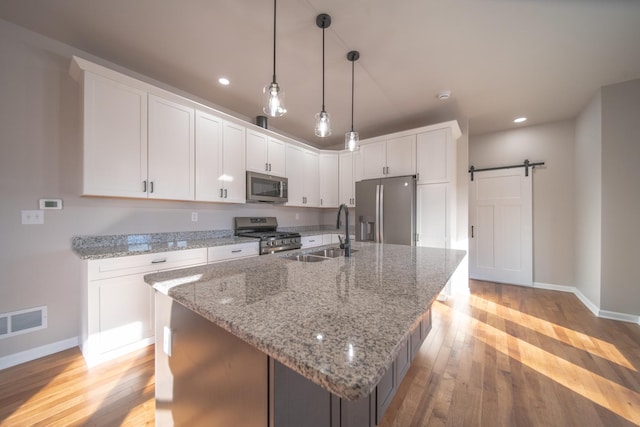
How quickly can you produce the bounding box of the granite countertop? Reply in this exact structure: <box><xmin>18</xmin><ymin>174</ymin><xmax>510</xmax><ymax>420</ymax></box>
<box><xmin>71</xmin><ymin>227</ymin><xmax>349</xmax><ymax>260</ymax></box>
<box><xmin>144</xmin><ymin>241</ymin><xmax>466</xmax><ymax>401</ymax></box>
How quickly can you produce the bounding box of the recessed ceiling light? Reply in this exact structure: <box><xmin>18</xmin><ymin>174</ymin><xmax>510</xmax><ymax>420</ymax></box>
<box><xmin>513</xmin><ymin>117</ymin><xmax>527</xmax><ymax>123</ymax></box>
<box><xmin>218</xmin><ymin>77</ymin><xmax>230</xmax><ymax>86</ymax></box>
<box><xmin>437</xmin><ymin>90</ymin><xmax>451</xmax><ymax>100</ymax></box>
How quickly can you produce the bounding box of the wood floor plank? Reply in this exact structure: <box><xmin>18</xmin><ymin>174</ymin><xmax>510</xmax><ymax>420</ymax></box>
<box><xmin>1</xmin><ymin>280</ymin><xmax>639</xmax><ymax>427</ymax></box>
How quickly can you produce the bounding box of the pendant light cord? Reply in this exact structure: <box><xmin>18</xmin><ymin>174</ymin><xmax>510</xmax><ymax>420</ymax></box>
<box><xmin>272</xmin><ymin>0</ymin><xmax>277</xmax><ymax>84</ymax></box>
<box><xmin>322</xmin><ymin>26</ymin><xmax>326</xmax><ymax>111</ymax></box>
<box><xmin>350</xmin><ymin>59</ymin><xmax>355</xmax><ymax>132</ymax></box>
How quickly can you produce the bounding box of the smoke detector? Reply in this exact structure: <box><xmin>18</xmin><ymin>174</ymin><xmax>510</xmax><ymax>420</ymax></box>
<box><xmin>437</xmin><ymin>90</ymin><xmax>451</xmax><ymax>100</ymax></box>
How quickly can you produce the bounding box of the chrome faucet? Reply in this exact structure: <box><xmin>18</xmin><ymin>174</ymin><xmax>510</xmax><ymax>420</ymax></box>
<box><xmin>336</xmin><ymin>203</ymin><xmax>351</xmax><ymax>257</ymax></box>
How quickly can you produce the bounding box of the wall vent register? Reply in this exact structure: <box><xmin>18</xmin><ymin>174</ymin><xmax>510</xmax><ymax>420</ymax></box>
<box><xmin>0</xmin><ymin>306</ymin><xmax>47</xmax><ymax>339</ymax></box>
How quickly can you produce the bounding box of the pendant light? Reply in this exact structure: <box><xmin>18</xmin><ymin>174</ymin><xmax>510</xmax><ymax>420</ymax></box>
<box><xmin>345</xmin><ymin>50</ymin><xmax>360</xmax><ymax>151</ymax></box>
<box><xmin>314</xmin><ymin>14</ymin><xmax>331</xmax><ymax>137</ymax></box>
<box><xmin>263</xmin><ymin>0</ymin><xmax>286</xmax><ymax>117</ymax></box>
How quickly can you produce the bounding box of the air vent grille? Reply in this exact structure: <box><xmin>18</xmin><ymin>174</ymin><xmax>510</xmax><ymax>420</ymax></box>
<box><xmin>0</xmin><ymin>306</ymin><xmax>47</xmax><ymax>339</ymax></box>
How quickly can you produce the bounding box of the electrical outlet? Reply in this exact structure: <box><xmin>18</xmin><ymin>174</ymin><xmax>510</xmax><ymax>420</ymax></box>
<box><xmin>191</xmin><ymin>212</ymin><xmax>198</xmax><ymax>222</ymax></box>
<box><xmin>22</xmin><ymin>210</ymin><xmax>44</xmax><ymax>225</ymax></box>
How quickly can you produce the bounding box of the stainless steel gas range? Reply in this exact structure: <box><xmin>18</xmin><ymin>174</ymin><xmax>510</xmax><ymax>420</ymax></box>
<box><xmin>234</xmin><ymin>217</ymin><xmax>302</xmax><ymax>255</ymax></box>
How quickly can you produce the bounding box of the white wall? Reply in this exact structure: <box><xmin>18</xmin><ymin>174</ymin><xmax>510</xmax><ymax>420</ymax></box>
<box><xmin>600</xmin><ymin>79</ymin><xmax>640</xmax><ymax>316</ymax></box>
<box><xmin>574</xmin><ymin>91</ymin><xmax>602</xmax><ymax>307</ymax></box>
<box><xmin>469</xmin><ymin>120</ymin><xmax>576</xmax><ymax>287</ymax></box>
<box><xmin>0</xmin><ymin>20</ymin><xmax>327</xmax><ymax>358</ymax></box>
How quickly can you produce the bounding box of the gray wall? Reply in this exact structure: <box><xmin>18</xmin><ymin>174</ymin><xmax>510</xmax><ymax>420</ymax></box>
<box><xmin>601</xmin><ymin>79</ymin><xmax>640</xmax><ymax>315</ymax></box>
<box><xmin>469</xmin><ymin>120</ymin><xmax>576</xmax><ymax>287</ymax></box>
<box><xmin>574</xmin><ymin>91</ymin><xmax>602</xmax><ymax>307</ymax></box>
<box><xmin>0</xmin><ymin>20</ymin><xmax>326</xmax><ymax>358</ymax></box>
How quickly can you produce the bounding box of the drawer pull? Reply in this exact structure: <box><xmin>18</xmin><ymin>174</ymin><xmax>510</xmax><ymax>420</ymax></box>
<box><xmin>151</xmin><ymin>259</ymin><xmax>167</xmax><ymax>264</ymax></box>
<box><xmin>231</xmin><ymin>249</ymin><xmax>242</xmax><ymax>253</ymax></box>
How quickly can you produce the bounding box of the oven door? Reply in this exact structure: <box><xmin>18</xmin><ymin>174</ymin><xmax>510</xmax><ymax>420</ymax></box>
<box><xmin>246</xmin><ymin>172</ymin><xmax>288</xmax><ymax>203</ymax></box>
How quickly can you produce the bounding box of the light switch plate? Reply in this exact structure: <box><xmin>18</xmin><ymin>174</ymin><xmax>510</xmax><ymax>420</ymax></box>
<box><xmin>22</xmin><ymin>210</ymin><xmax>44</xmax><ymax>225</ymax></box>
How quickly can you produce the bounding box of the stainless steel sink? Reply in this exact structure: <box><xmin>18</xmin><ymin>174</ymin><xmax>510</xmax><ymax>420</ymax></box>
<box><xmin>308</xmin><ymin>247</ymin><xmax>358</xmax><ymax>258</ymax></box>
<box><xmin>280</xmin><ymin>254</ymin><xmax>328</xmax><ymax>262</ymax></box>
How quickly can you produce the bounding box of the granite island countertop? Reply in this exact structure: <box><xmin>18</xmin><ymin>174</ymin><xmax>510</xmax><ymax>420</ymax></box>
<box><xmin>144</xmin><ymin>241</ymin><xmax>466</xmax><ymax>401</ymax></box>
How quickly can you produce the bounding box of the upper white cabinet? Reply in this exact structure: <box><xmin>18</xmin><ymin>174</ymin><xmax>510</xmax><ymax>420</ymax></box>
<box><xmin>319</xmin><ymin>153</ymin><xmax>339</xmax><ymax>208</ymax></box>
<box><xmin>416</xmin><ymin>127</ymin><xmax>455</xmax><ymax>184</ymax></box>
<box><xmin>339</xmin><ymin>151</ymin><xmax>361</xmax><ymax>207</ymax></box>
<box><xmin>285</xmin><ymin>145</ymin><xmax>319</xmax><ymax>207</ymax></box>
<box><xmin>246</xmin><ymin>130</ymin><xmax>286</xmax><ymax>177</ymax></box>
<box><xmin>80</xmin><ymin>72</ymin><xmax>149</xmax><ymax>198</ymax></box>
<box><xmin>360</xmin><ymin>135</ymin><xmax>416</xmax><ymax>179</ymax></box>
<box><xmin>147</xmin><ymin>94</ymin><xmax>195</xmax><ymax>200</ymax></box>
<box><xmin>416</xmin><ymin>183</ymin><xmax>451</xmax><ymax>248</ymax></box>
<box><xmin>195</xmin><ymin>111</ymin><xmax>246</xmax><ymax>203</ymax></box>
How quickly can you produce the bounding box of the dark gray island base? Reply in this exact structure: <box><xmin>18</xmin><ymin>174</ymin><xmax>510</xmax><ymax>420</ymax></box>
<box><xmin>145</xmin><ymin>242</ymin><xmax>466</xmax><ymax>427</ymax></box>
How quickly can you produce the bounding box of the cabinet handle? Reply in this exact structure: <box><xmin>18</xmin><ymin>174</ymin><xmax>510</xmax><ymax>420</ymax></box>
<box><xmin>269</xmin><ymin>163</ymin><xmax>272</xmax><ymax>172</ymax></box>
<box><xmin>231</xmin><ymin>249</ymin><xmax>242</xmax><ymax>253</ymax></box>
<box><xmin>150</xmin><ymin>181</ymin><xmax>154</xmax><ymax>193</ymax></box>
<box><xmin>265</xmin><ymin>162</ymin><xmax>269</xmax><ymax>171</ymax></box>
<box><xmin>224</xmin><ymin>189</ymin><xmax>228</xmax><ymax>198</ymax></box>
<box><xmin>143</xmin><ymin>180</ymin><xmax>147</xmax><ymax>193</ymax></box>
<box><xmin>320</xmin><ymin>198</ymin><xmax>323</xmax><ymax>206</ymax></box>
<box><xmin>309</xmin><ymin>240</ymin><xmax>315</xmax><ymax>243</ymax></box>
<box><xmin>151</xmin><ymin>258</ymin><xmax>167</xmax><ymax>264</ymax></box>
<box><xmin>220</xmin><ymin>188</ymin><xmax>224</xmax><ymax>198</ymax></box>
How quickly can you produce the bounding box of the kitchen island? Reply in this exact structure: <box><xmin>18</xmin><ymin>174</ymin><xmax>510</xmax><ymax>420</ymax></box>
<box><xmin>144</xmin><ymin>241</ymin><xmax>466</xmax><ymax>426</ymax></box>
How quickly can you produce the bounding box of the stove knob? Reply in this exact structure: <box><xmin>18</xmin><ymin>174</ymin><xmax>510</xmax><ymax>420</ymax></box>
<box><xmin>266</xmin><ymin>241</ymin><xmax>272</xmax><ymax>247</ymax></box>
<box><xmin>282</xmin><ymin>238</ymin><xmax>289</xmax><ymax>245</ymax></box>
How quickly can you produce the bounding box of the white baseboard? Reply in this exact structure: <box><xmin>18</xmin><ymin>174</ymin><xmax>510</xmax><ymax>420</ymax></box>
<box><xmin>0</xmin><ymin>336</ymin><xmax>78</xmax><ymax>370</ymax></box>
<box><xmin>534</xmin><ymin>281</ymin><xmax>639</xmax><ymax>324</ymax></box>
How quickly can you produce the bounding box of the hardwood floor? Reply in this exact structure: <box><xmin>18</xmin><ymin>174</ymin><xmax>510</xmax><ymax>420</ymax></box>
<box><xmin>1</xmin><ymin>280</ymin><xmax>638</xmax><ymax>426</ymax></box>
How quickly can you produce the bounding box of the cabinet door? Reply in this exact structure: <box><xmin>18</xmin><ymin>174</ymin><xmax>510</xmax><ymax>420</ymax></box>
<box><xmin>82</xmin><ymin>72</ymin><xmax>148</xmax><ymax>198</ymax></box>
<box><xmin>386</xmin><ymin>134</ymin><xmax>416</xmax><ymax>177</ymax></box>
<box><xmin>195</xmin><ymin>110</ymin><xmax>224</xmax><ymax>202</ymax></box>
<box><xmin>360</xmin><ymin>140</ymin><xmax>386</xmax><ymax>179</ymax></box>
<box><xmin>285</xmin><ymin>145</ymin><xmax>305</xmax><ymax>206</ymax></box>
<box><xmin>221</xmin><ymin>121</ymin><xmax>246</xmax><ymax>203</ymax></box>
<box><xmin>148</xmin><ymin>94</ymin><xmax>195</xmax><ymax>200</ymax></box>
<box><xmin>246</xmin><ymin>129</ymin><xmax>268</xmax><ymax>173</ymax></box>
<box><xmin>339</xmin><ymin>152</ymin><xmax>355</xmax><ymax>206</ymax></box>
<box><xmin>319</xmin><ymin>154</ymin><xmax>339</xmax><ymax>208</ymax></box>
<box><xmin>304</xmin><ymin>150</ymin><xmax>320</xmax><ymax>207</ymax></box>
<box><xmin>416</xmin><ymin>128</ymin><xmax>451</xmax><ymax>184</ymax></box>
<box><xmin>267</xmin><ymin>137</ymin><xmax>287</xmax><ymax>177</ymax></box>
<box><xmin>416</xmin><ymin>183</ymin><xmax>448</xmax><ymax>248</ymax></box>
<box><xmin>96</xmin><ymin>273</ymin><xmax>153</xmax><ymax>354</ymax></box>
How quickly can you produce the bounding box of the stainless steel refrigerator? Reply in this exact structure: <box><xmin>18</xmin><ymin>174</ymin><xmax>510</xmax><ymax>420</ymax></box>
<box><xmin>355</xmin><ymin>175</ymin><xmax>416</xmax><ymax>245</ymax></box>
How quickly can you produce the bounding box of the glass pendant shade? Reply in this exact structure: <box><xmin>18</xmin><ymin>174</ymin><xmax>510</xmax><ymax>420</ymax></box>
<box><xmin>314</xmin><ymin>110</ymin><xmax>331</xmax><ymax>137</ymax></box>
<box><xmin>263</xmin><ymin>82</ymin><xmax>286</xmax><ymax>117</ymax></box>
<box><xmin>345</xmin><ymin>130</ymin><xmax>359</xmax><ymax>151</ymax></box>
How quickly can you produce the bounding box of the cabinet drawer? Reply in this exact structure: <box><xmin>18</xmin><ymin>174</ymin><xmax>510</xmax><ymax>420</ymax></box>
<box><xmin>301</xmin><ymin>235</ymin><xmax>323</xmax><ymax>248</ymax></box>
<box><xmin>208</xmin><ymin>242</ymin><xmax>259</xmax><ymax>263</ymax></box>
<box><xmin>88</xmin><ymin>248</ymin><xmax>207</xmax><ymax>280</ymax></box>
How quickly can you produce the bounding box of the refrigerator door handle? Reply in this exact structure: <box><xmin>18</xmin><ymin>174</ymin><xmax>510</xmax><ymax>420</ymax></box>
<box><xmin>375</xmin><ymin>184</ymin><xmax>380</xmax><ymax>243</ymax></box>
<box><xmin>379</xmin><ymin>184</ymin><xmax>384</xmax><ymax>243</ymax></box>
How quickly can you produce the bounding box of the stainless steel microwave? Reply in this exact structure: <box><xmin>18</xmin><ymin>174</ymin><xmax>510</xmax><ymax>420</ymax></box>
<box><xmin>246</xmin><ymin>171</ymin><xmax>288</xmax><ymax>203</ymax></box>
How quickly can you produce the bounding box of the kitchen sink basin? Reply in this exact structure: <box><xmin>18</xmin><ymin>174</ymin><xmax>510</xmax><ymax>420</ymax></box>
<box><xmin>281</xmin><ymin>254</ymin><xmax>328</xmax><ymax>262</ymax></box>
<box><xmin>308</xmin><ymin>247</ymin><xmax>358</xmax><ymax>258</ymax></box>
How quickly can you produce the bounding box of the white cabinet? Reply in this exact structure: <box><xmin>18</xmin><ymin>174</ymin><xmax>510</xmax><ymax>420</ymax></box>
<box><xmin>147</xmin><ymin>94</ymin><xmax>195</xmax><ymax>200</ymax></box>
<box><xmin>319</xmin><ymin>154</ymin><xmax>339</xmax><ymax>208</ymax></box>
<box><xmin>246</xmin><ymin>129</ymin><xmax>286</xmax><ymax>177</ymax></box>
<box><xmin>416</xmin><ymin>128</ymin><xmax>455</xmax><ymax>184</ymax></box>
<box><xmin>208</xmin><ymin>242</ymin><xmax>259</xmax><ymax>263</ymax></box>
<box><xmin>285</xmin><ymin>145</ymin><xmax>319</xmax><ymax>207</ymax></box>
<box><xmin>339</xmin><ymin>151</ymin><xmax>361</xmax><ymax>207</ymax></box>
<box><xmin>416</xmin><ymin>183</ymin><xmax>453</xmax><ymax>249</ymax></box>
<box><xmin>195</xmin><ymin>111</ymin><xmax>246</xmax><ymax>203</ymax></box>
<box><xmin>361</xmin><ymin>135</ymin><xmax>416</xmax><ymax>179</ymax></box>
<box><xmin>83</xmin><ymin>248</ymin><xmax>207</xmax><ymax>367</ymax></box>
<box><xmin>301</xmin><ymin>235</ymin><xmax>324</xmax><ymax>248</ymax></box>
<box><xmin>81</xmin><ymin>72</ymin><xmax>149</xmax><ymax>198</ymax></box>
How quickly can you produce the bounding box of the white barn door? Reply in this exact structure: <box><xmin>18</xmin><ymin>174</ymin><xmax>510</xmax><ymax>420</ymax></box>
<box><xmin>469</xmin><ymin>168</ymin><xmax>533</xmax><ymax>286</ymax></box>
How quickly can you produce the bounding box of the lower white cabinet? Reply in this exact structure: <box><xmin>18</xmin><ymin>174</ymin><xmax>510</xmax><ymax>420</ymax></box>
<box><xmin>301</xmin><ymin>235</ymin><xmax>324</xmax><ymax>248</ymax></box>
<box><xmin>208</xmin><ymin>242</ymin><xmax>259</xmax><ymax>263</ymax></box>
<box><xmin>82</xmin><ymin>248</ymin><xmax>207</xmax><ymax>367</ymax></box>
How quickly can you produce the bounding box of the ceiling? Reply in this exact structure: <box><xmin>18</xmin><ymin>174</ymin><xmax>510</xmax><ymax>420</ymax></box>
<box><xmin>2</xmin><ymin>0</ymin><xmax>640</xmax><ymax>148</ymax></box>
